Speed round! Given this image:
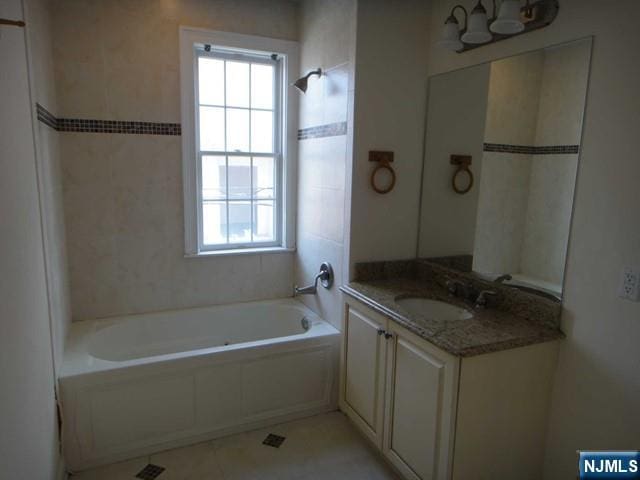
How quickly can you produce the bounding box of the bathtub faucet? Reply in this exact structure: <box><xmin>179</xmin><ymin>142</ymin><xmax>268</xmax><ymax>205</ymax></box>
<box><xmin>294</xmin><ymin>262</ymin><xmax>334</xmax><ymax>295</ymax></box>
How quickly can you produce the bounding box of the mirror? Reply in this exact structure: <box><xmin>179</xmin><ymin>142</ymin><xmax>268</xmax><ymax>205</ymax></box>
<box><xmin>417</xmin><ymin>38</ymin><xmax>592</xmax><ymax>299</ymax></box>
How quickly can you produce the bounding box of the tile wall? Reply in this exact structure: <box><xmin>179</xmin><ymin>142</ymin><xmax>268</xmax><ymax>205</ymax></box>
<box><xmin>51</xmin><ymin>0</ymin><xmax>299</xmax><ymax>320</ymax></box>
<box><xmin>294</xmin><ymin>0</ymin><xmax>356</xmax><ymax>330</ymax></box>
<box><xmin>474</xmin><ymin>42</ymin><xmax>590</xmax><ymax>286</ymax></box>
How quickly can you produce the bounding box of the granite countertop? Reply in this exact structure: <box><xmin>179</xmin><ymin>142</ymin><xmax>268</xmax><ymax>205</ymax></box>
<box><xmin>341</xmin><ymin>278</ymin><xmax>565</xmax><ymax>358</ymax></box>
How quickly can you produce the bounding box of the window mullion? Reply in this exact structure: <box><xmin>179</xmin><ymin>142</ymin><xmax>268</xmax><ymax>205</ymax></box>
<box><xmin>198</xmin><ymin>105</ymin><xmax>272</xmax><ymax>112</ymax></box>
<box><xmin>249</xmin><ymin>63</ymin><xmax>254</xmax><ymax>244</ymax></box>
<box><xmin>223</xmin><ymin>60</ymin><xmax>230</xmax><ymax>244</ymax></box>
<box><xmin>201</xmin><ymin>151</ymin><xmax>274</xmax><ymax>157</ymax></box>
<box><xmin>195</xmin><ymin>54</ymin><xmax>203</xmax><ymax>253</ymax></box>
<box><xmin>250</xmin><ymin>157</ymin><xmax>254</xmax><ymax>243</ymax></box>
<box><xmin>225</xmin><ymin>155</ymin><xmax>230</xmax><ymax>244</ymax></box>
<box><xmin>273</xmin><ymin>64</ymin><xmax>281</xmax><ymax>246</ymax></box>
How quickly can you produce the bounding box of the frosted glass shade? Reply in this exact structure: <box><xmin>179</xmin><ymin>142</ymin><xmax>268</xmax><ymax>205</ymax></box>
<box><xmin>461</xmin><ymin>5</ymin><xmax>492</xmax><ymax>44</ymax></box>
<box><xmin>437</xmin><ymin>20</ymin><xmax>463</xmax><ymax>51</ymax></box>
<box><xmin>491</xmin><ymin>0</ymin><xmax>525</xmax><ymax>34</ymax></box>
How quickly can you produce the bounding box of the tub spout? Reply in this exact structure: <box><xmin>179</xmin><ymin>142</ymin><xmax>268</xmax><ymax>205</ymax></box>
<box><xmin>294</xmin><ymin>262</ymin><xmax>333</xmax><ymax>296</ymax></box>
<box><xmin>294</xmin><ymin>276</ymin><xmax>321</xmax><ymax>295</ymax></box>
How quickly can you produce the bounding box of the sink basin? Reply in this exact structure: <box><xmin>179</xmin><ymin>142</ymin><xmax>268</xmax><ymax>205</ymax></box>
<box><xmin>395</xmin><ymin>297</ymin><xmax>473</xmax><ymax>321</ymax></box>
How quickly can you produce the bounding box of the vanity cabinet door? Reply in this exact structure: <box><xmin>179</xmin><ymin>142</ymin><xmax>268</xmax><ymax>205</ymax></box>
<box><xmin>382</xmin><ymin>324</ymin><xmax>459</xmax><ymax>480</ymax></box>
<box><xmin>340</xmin><ymin>304</ymin><xmax>388</xmax><ymax>447</ymax></box>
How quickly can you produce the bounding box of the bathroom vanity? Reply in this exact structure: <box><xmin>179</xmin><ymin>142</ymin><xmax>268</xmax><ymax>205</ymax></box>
<box><xmin>337</xmin><ymin>37</ymin><xmax>592</xmax><ymax>480</ymax></box>
<box><xmin>339</xmin><ymin>261</ymin><xmax>563</xmax><ymax>480</ymax></box>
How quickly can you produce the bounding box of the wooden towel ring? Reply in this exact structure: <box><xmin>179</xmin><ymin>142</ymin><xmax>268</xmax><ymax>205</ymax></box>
<box><xmin>450</xmin><ymin>154</ymin><xmax>473</xmax><ymax>195</ymax></box>
<box><xmin>369</xmin><ymin>150</ymin><xmax>396</xmax><ymax>194</ymax></box>
<box><xmin>371</xmin><ymin>163</ymin><xmax>396</xmax><ymax>194</ymax></box>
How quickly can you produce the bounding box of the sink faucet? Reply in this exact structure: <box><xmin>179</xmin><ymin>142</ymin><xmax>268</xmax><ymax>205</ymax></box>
<box><xmin>445</xmin><ymin>279</ymin><xmax>466</xmax><ymax>297</ymax></box>
<box><xmin>294</xmin><ymin>262</ymin><xmax>334</xmax><ymax>296</ymax></box>
<box><xmin>475</xmin><ymin>290</ymin><xmax>497</xmax><ymax>308</ymax></box>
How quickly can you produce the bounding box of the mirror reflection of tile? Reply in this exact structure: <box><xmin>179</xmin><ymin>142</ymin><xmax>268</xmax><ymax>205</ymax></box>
<box><xmin>418</xmin><ymin>38</ymin><xmax>593</xmax><ymax>299</ymax></box>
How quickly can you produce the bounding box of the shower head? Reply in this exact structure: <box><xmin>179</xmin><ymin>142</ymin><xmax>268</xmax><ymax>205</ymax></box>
<box><xmin>292</xmin><ymin>68</ymin><xmax>322</xmax><ymax>93</ymax></box>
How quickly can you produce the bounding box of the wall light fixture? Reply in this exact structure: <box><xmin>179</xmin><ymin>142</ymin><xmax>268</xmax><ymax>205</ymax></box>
<box><xmin>437</xmin><ymin>0</ymin><xmax>559</xmax><ymax>53</ymax></box>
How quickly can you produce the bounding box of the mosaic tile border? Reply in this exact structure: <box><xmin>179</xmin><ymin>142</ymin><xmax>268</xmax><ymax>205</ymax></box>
<box><xmin>38</xmin><ymin>102</ymin><xmax>344</xmax><ymax>139</ymax></box>
<box><xmin>36</xmin><ymin>103</ymin><xmax>58</xmax><ymax>130</ymax></box>
<box><xmin>484</xmin><ymin>143</ymin><xmax>579</xmax><ymax>155</ymax></box>
<box><xmin>297</xmin><ymin>121</ymin><xmax>347</xmax><ymax>140</ymax></box>
<box><xmin>36</xmin><ymin>103</ymin><xmax>181</xmax><ymax>136</ymax></box>
<box><xmin>57</xmin><ymin>118</ymin><xmax>181</xmax><ymax>135</ymax></box>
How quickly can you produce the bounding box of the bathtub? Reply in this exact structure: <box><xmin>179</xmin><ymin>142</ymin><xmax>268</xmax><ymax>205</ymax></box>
<box><xmin>60</xmin><ymin>299</ymin><xmax>340</xmax><ymax>471</ymax></box>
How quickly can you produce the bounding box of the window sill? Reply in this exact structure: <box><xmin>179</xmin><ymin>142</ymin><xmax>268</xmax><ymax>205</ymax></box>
<box><xmin>184</xmin><ymin>246</ymin><xmax>295</xmax><ymax>258</ymax></box>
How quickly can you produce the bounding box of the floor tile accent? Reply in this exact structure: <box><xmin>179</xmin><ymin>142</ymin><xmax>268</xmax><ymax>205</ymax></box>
<box><xmin>135</xmin><ymin>464</ymin><xmax>165</xmax><ymax>479</ymax></box>
<box><xmin>262</xmin><ymin>433</ymin><xmax>286</xmax><ymax>448</ymax></box>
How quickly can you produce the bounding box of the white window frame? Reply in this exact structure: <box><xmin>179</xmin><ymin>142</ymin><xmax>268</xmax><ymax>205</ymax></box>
<box><xmin>180</xmin><ymin>27</ymin><xmax>298</xmax><ymax>256</ymax></box>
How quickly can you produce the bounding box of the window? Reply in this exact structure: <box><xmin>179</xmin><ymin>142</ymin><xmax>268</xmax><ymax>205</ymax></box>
<box><xmin>180</xmin><ymin>28</ymin><xmax>298</xmax><ymax>255</ymax></box>
<box><xmin>197</xmin><ymin>50</ymin><xmax>279</xmax><ymax>248</ymax></box>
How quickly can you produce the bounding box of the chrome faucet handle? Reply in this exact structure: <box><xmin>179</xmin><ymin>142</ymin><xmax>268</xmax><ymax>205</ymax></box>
<box><xmin>318</xmin><ymin>262</ymin><xmax>334</xmax><ymax>288</ymax></box>
<box><xmin>445</xmin><ymin>279</ymin><xmax>464</xmax><ymax>296</ymax></box>
<box><xmin>475</xmin><ymin>290</ymin><xmax>497</xmax><ymax>308</ymax></box>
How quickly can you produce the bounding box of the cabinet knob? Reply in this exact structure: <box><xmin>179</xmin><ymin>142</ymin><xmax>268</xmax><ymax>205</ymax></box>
<box><xmin>377</xmin><ymin>328</ymin><xmax>385</xmax><ymax>336</ymax></box>
<box><xmin>384</xmin><ymin>332</ymin><xmax>393</xmax><ymax>340</ymax></box>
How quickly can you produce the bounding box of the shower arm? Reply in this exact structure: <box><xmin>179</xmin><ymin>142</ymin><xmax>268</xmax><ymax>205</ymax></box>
<box><xmin>302</xmin><ymin>68</ymin><xmax>322</xmax><ymax>81</ymax></box>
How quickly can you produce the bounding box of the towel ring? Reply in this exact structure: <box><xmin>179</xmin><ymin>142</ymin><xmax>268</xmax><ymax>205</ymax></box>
<box><xmin>450</xmin><ymin>154</ymin><xmax>473</xmax><ymax>195</ymax></box>
<box><xmin>452</xmin><ymin>165</ymin><xmax>473</xmax><ymax>194</ymax></box>
<box><xmin>371</xmin><ymin>163</ymin><xmax>396</xmax><ymax>194</ymax></box>
<box><xmin>369</xmin><ymin>150</ymin><xmax>396</xmax><ymax>194</ymax></box>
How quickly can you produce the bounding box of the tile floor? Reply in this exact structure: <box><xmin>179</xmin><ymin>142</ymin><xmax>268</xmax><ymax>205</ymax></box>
<box><xmin>70</xmin><ymin>411</ymin><xmax>400</xmax><ymax>480</ymax></box>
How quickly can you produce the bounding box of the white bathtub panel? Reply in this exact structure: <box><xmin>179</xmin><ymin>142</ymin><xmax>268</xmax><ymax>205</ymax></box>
<box><xmin>61</xmin><ymin>299</ymin><xmax>340</xmax><ymax>470</ymax></box>
<box><xmin>195</xmin><ymin>363</ymin><xmax>243</xmax><ymax>426</ymax></box>
<box><xmin>66</xmin><ymin>346</ymin><xmax>336</xmax><ymax>469</ymax></box>
<box><xmin>243</xmin><ymin>348</ymin><xmax>330</xmax><ymax>416</ymax></box>
<box><xmin>90</xmin><ymin>375</ymin><xmax>195</xmax><ymax>450</ymax></box>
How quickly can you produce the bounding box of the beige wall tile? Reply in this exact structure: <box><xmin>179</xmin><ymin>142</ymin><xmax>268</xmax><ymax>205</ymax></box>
<box><xmin>55</xmin><ymin>61</ymin><xmax>108</xmax><ymax>118</ymax></box>
<box><xmin>295</xmin><ymin>1</ymin><xmax>354</xmax><ymax>330</ymax></box>
<box><xmin>55</xmin><ymin>1</ymin><xmax>299</xmax><ymax>320</ymax></box>
<box><xmin>485</xmin><ymin>51</ymin><xmax>543</xmax><ymax>146</ymax></box>
<box><xmin>52</xmin><ymin>0</ymin><xmax>299</xmax><ymax>122</ymax></box>
<box><xmin>51</xmin><ymin>0</ymin><xmax>103</xmax><ymax>65</ymax></box>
